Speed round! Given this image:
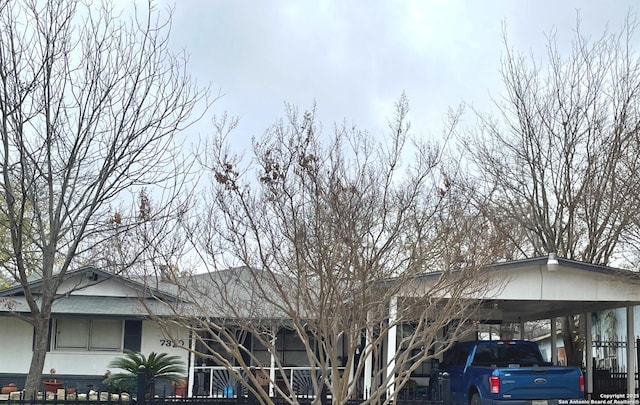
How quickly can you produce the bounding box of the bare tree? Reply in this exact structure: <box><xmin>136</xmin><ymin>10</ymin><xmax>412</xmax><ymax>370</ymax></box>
<box><xmin>456</xmin><ymin>16</ymin><xmax>640</xmax><ymax>366</ymax></box>
<box><xmin>150</xmin><ymin>97</ymin><xmax>505</xmax><ymax>405</ymax></box>
<box><xmin>0</xmin><ymin>0</ymin><xmax>207</xmax><ymax>394</ymax></box>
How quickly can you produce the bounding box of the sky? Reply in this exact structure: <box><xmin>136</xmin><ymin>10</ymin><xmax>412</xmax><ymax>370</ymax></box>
<box><xmin>161</xmin><ymin>0</ymin><xmax>638</xmax><ymax>150</ymax></box>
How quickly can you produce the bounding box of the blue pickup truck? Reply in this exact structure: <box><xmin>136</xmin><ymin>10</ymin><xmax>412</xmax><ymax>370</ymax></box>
<box><xmin>438</xmin><ymin>340</ymin><xmax>584</xmax><ymax>405</ymax></box>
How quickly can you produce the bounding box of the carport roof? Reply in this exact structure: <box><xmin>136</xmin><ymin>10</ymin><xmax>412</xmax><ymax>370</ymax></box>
<box><xmin>419</xmin><ymin>256</ymin><xmax>640</xmax><ymax>322</ymax></box>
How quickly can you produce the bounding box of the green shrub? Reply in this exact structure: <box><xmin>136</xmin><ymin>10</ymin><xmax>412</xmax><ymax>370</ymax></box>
<box><xmin>104</xmin><ymin>351</ymin><xmax>186</xmax><ymax>396</ymax></box>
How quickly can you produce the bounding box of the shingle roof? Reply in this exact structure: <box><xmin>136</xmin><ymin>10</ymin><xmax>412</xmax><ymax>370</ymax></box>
<box><xmin>0</xmin><ymin>295</ymin><xmax>178</xmax><ymax>317</ymax></box>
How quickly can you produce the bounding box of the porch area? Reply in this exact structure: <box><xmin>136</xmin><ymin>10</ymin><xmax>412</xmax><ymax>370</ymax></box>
<box><xmin>191</xmin><ymin>366</ymin><xmax>343</xmax><ymax>399</ymax></box>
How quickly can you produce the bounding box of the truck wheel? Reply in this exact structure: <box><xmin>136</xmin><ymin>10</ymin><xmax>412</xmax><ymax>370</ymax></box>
<box><xmin>470</xmin><ymin>393</ymin><xmax>481</xmax><ymax>405</ymax></box>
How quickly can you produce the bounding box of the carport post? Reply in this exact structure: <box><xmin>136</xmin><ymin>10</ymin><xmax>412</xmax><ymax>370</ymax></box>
<box><xmin>188</xmin><ymin>331</ymin><xmax>196</xmax><ymax>397</ymax></box>
<box><xmin>585</xmin><ymin>312</ymin><xmax>593</xmax><ymax>398</ymax></box>
<box><xmin>627</xmin><ymin>306</ymin><xmax>636</xmax><ymax>396</ymax></box>
<box><xmin>550</xmin><ymin>318</ymin><xmax>558</xmax><ymax>365</ymax></box>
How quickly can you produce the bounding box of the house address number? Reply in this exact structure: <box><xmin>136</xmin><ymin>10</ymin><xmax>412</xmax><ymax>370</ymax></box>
<box><xmin>160</xmin><ymin>339</ymin><xmax>185</xmax><ymax>347</ymax></box>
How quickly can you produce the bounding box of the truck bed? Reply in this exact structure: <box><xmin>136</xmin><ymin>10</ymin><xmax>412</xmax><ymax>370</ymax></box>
<box><xmin>439</xmin><ymin>340</ymin><xmax>584</xmax><ymax>404</ymax></box>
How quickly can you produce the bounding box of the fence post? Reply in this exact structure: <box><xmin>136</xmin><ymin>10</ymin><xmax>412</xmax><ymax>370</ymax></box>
<box><xmin>439</xmin><ymin>372</ymin><xmax>451</xmax><ymax>405</ymax></box>
<box><xmin>137</xmin><ymin>365</ymin><xmax>146</xmax><ymax>405</ymax></box>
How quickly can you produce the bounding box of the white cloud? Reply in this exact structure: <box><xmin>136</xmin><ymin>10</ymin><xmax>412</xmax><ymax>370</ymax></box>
<box><xmin>161</xmin><ymin>0</ymin><xmax>638</xmax><ymax>147</ymax></box>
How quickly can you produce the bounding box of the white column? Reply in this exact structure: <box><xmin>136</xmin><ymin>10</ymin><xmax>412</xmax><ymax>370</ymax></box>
<box><xmin>188</xmin><ymin>331</ymin><xmax>196</xmax><ymax>397</ymax></box>
<box><xmin>551</xmin><ymin>318</ymin><xmax>558</xmax><ymax>365</ymax></box>
<box><xmin>386</xmin><ymin>296</ymin><xmax>398</xmax><ymax>399</ymax></box>
<box><xmin>363</xmin><ymin>313</ymin><xmax>373</xmax><ymax>399</ymax></box>
<box><xmin>269</xmin><ymin>333</ymin><xmax>277</xmax><ymax>397</ymax></box>
<box><xmin>627</xmin><ymin>306</ymin><xmax>635</xmax><ymax>396</ymax></box>
<box><xmin>585</xmin><ymin>313</ymin><xmax>593</xmax><ymax>398</ymax></box>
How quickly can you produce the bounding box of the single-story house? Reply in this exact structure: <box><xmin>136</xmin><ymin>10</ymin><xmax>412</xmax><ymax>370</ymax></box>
<box><xmin>2</xmin><ymin>256</ymin><xmax>640</xmax><ymax>399</ymax></box>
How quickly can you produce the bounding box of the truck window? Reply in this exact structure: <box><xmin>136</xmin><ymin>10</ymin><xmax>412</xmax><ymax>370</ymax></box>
<box><xmin>502</xmin><ymin>345</ymin><xmax>544</xmax><ymax>364</ymax></box>
<box><xmin>471</xmin><ymin>343</ymin><xmax>545</xmax><ymax>366</ymax></box>
<box><xmin>472</xmin><ymin>346</ymin><xmax>494</xmax><ymax>365</ymax></box>
<box><xmin>442</xmin><ymin>345</ymin><xmax>471</xmax><ymax>367</ymax></box>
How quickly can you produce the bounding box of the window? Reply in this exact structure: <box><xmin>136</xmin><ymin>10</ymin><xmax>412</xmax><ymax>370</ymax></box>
<box><xmin>195</xmin><ymin>329</ymin><xmax>245</xmax><ymax>366</ymax></box>
<box><xmin>441</xmin><ymin>344</ymin><xmax>471</xmax><ymax>367</ymax></box>
<box><xmin>276</xmin><ymin>328</ymin><xmax>315</xmax><ymax>366</ymax></box>
<box><xmin>54</xmin><ymin>319</ymin><xmax>123</xmax><ymax>351</ymax></box>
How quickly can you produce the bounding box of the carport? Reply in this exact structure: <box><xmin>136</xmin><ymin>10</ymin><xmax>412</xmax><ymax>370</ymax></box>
<box><xmin>380</xmin><ymin>255</ymin><xmax>640</xmax><ymax>399</ymax></box>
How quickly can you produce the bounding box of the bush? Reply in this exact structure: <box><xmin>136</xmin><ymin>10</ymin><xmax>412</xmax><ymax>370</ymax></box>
<box><xmin>104</xmin><ymin>351</ymin><xmax>186</xmax><ymax>397</ymax></box>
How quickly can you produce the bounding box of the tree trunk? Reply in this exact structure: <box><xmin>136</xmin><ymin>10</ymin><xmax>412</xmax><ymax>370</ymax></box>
<box><xmin>561</xmin><ymin>315</ymin><xmax>584</xmax><ymax>367</ymax></box>
<box><xmin>24</xmin><ymin>316</ymin><xmax>51</xmax><ymax>397</ymax></box>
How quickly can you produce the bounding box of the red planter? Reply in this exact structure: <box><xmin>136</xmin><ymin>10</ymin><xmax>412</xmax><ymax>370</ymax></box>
<box><xmin>1</xmin><ymin>384</ymin><xmax>18</xmax><ymax>394</ymax></box>
<box><xmin>43</xmin><ymin>380</ymin><xmax>63</xmax><ymax>393</ymax></box>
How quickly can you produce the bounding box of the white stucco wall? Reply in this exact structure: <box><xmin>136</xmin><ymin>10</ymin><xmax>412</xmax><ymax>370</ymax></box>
<box><xmin>44</xmin><ymin>349</ymin><xmax>121</xmax><ymax>376</ymax></box>
<box><xmin>140</xmin><ymin>321</ymin><xmax>190</xmax><ymax>371</ymax></box>
<box><xmin>0</xmin><ymin>316</ymin><xmax>35</xmax><ymax>373</ymax></box>
<box><xmin>45</xmin><ymin>320</ymin><xmax>190</xmax><ymax>376</ymax></box>
<box><xmin>59</xmin><ymin>277</ymin><xmax>140</xmax><ymax>298</ymax></box>
<box><xmin>0</xmin><ymin>318</ymin><xmax>190</xmax><ymax>376</ymax></box>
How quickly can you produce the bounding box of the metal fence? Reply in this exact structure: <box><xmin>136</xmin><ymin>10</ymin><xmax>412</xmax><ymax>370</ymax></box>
<box><xmin>592</xmin><ymin>369</ymin><xmax>629</xmax><ymax>395</ymax></box>
<box><xmin>7</xmin><ymin>392</ymin><xmax>449</xmax><ymax>405</ymax></box>
<box><xmin>5</xmin><ymin>367</ymin><xmax>451</xmax><ymax>405</ymax></box>
<box><xmin>591</xmin><ymin>337</ymin><xmax>640</xmax><ymax>395</ymax></box>
<box><xmin>193</xmin><ymin>366</ymin><xmax>337</xmax><ymax>398</ymax></box>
